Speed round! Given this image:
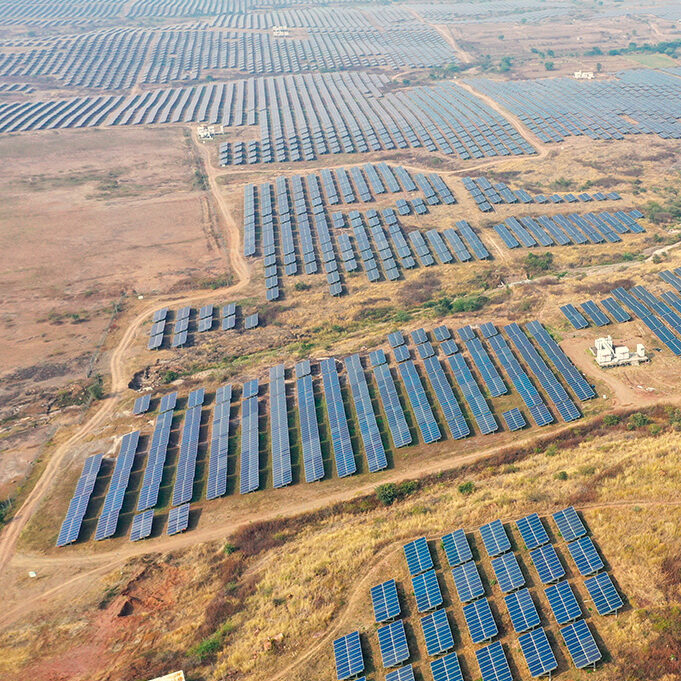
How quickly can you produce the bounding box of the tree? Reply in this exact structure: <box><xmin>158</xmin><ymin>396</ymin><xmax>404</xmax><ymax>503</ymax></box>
<box><xmin>524</xmin><ymin>252</ymin><xmax>554</xmax><ymax>276</ymax></box>
<box><xmin>596</xmin><ymin>62</ymin><xmax>603</xmax><ymax>72</ymax></box>
<box><xmin>544</xmin><ymin>61</ymin><xmax>555</xmax><ymax>71</ymax></box>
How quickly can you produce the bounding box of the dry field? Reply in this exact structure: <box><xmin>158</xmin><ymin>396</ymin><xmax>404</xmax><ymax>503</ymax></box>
<box><xmin>0</xmin><ymin>126</ymin><xmax>229</xmax><ymax>497</ymax></box>
<box><xmin>1</xmin><ymin>409</ymin><xmax>680</xmax><ymax>681</ymax></box>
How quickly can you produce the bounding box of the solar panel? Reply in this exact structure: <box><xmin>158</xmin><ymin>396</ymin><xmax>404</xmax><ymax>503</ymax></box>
<box><xmin>560</xmin><ymin>620</ymin><xmax>602</xmax><ymax>669</ymax></box>
<box><xmin>296</xmin><ymin>374</ymin><xmax>324</xmax><ymax>483</ymax></box>
<box><xmin>372</xmin><ymin>363</ymin><xmax>411</xmax><ymax>448</ymax></box>
<box><xmin>393</xmin><ymin>345</ymin><xmax>411</xmax><ymax>363</ymax></box>
<box><xmin>243</xmin><ymin>378</ymin><xmax>259</xmax><ymax>400</ymax></box>
<box><xmin>423</xmin><ymin>356</ymin><xmax>470</xmax><ymax>438</ymax></box>
<box><xmin>480</xmin><ymin>519</ymin><xmax>511</xmax><ymax>557</ymax></box>
<box><xmin>545</xmin><ymin>580</ymin><xmax>582</xmax><ymax>624</ymax></box>
<box><xmin>446</xmin><ymin>353</ymin><xmax>497</xmax><ymax>435</ymax></box>
<box><xmin>502</xmin><ymin>408</ymin><xmax>526</xmax><ymax>431</ymax></box>
<box><xmin>434</xmin><ymin>325</ymin><xmax>451</xmax><ymax>341</ymax></box>
<box><xmin>463</xmin><ymin>597</ymin><xmax>498</xmax><ymax>643</ymax></box>
<box><xmin>167</xmin><ymin>501</ymin><xmax>190</xmax><ymax>535</ymax></box>
<box><xmin>244</xmin><ymin>313</ymin><xmax>259</xmax><ymax>330</ymax></box>
<box><xmin>239</xmin><ymin>395</ymin><xmax>260</xmax><ymax>494</ymax></box>
<box><xmin>504</xmin><ymin>588</ymin><xmax>540</xmax><ymax>633</ymax></box>
<box><xmin>584</xmin><ymin>572</ymin><xmax>623</xmax><ymax>615</ymax></box>
<box><xmin>581</xmin><ymin>300</ymin><xmax>610</xmax><ymax>327</ymax></box>
<box><xmin>369</xmin><ymin>349</ymin><xmax>387</xmax><ymax>368</ymax></box>
<box><xmin>475</xmin><ymin>641</ymin><xmax>512</xmax><ymax>681</ymax></box>
<box><xmin>452</xmin><ymin>560</ymin><xmax>485</xmax><ymax>603</ymax></box>
<box><xmin>458</xmin><ymin>331</ymin><xmax>506</xmax><ymax>397</ymax></box>
<box><xmin>421</xmin><ymin>608</ymin><xmax>455</xmax><ymax>656</ymax></box>
<box><xmin>518</xmin><ymin>627</ymin><xmax>557</xmax><ymax>677</ymax></box>
<box><xmin>133</xmin><ymin>393</ymin><xmax>151</xmax><ymax>415</ymax></box>
<box><xmin>94</xmin><ymin>431</ymin><xmax>140</xmax><ymax>540</ymax></box>
<box><xmin>159</xmin><ymin>391</ymin><xmax>177</xmax><ymax>413</ymax></box>
<box><xmin>398</xmin><ymin>360</ymin><xmax>441</xmax><ymax>444</ymax></box>
<box><xmin>560</xmin><ymin>304</ymin><xmax>589</xmax><ymax>330</ymax></box>
<box><xmin>516</xmin><ymin>513</ymin><xmax>549</xmax><ymax>550</ymax></box>
<box><xmin>136</xmin><ymin>409</ymin><xmax>173</xmax><ymax>511</ymax></box>
<box><xmin>491</xmin><ymin>551</ymin><xmax>525</xmax><ymax>593</ymax></box>
<box><xmin>206</xmin><ymin>398</ymin><xmax>231</xmax><ymax>500</ymax></box>
<box><xmin>389</xmin><ymin>331</ymin><xmax>405</xmax><ymax>347</ymax></box>
<box><xmin>567</xmin><ymin>536</ymin><xmax>604</xmax><ymax>576</ymax></box>
<box><xmin>441</xmin><ymin>529</ymin><xmax>472</xmax><ymax>567</ymax></box>
<box><xmin>386</xmin><ymin>665</ymin><xmax>415</xmax><ymax>681</ymax></box>
<box><xmin>440</xmin><ymin>340</ymin><xmax>458</xmax><ymax>356</ymax></box>
<box><xmin>377</xmin><ymin>620</ymin><xmax>410</xmax><ymax>668</ymax></box>
<box><xmin>371</xmin><ymin>579</ymin><xmax>401</xmax><ymax>623</ymax></box>
<box><xmin>56</xmin><ymin>453</ymin><xmax>103</xmax><ymax>547</ymax></box>
<box><xmin>430</xmin><ymin>652</ymin><xmax>464</xmax><ymax>681</ymax></box>
<box><xmin>403</xmin><ymin>537</ymin><xmax>433</xmax><ymax>575</ymax></box>
<box><xmin>333</xmin><ymin>631</ymin><xmax>364</xmax><ymax>681</ymax></box>
<box><xmin>530</xmin><ymin>543</ymin><xmax>565</xmax><ymax>584</ymax></box>
<box><xmin>320</xmin><ymin>358</ymin><xmax>355</xmax><ymax>478</ymax></box>
<box><xmin>130</xmin><ymin>509</ymin><xmax>154</xmax><ymax>542</ymax></box>
<box><xmin>345</xmin><ymin>354</ymin><xmax>387</xmax><ymax>473</ymax></box>
<box><xmin>412</xmin><ymin>569</ymin><xmax>443</xmax><ymax>612</ymax></box>
<box><xmin>553</xmin><ymin>506</ymin><xmax>587</xmax><ymax>542</ymax></box>
<box><xmin>152</xmin><ymin>307</ymin><xmax>168</xmax><ymax>323</ymax></box>
<box><xmin>269</xmin><ymin>365</ymin><xmax>292</xmax><ymax>489</ymax></box>
<box><xmin>295</xmin><ymin>359</ymin><xmax>311</xmax><ymax>378</ymax></box>
<box><xmin>187</xmin><ymin>387</ymin><xmax>205</xmax><ymax>408</ymax></box>
<box><xmin>171</xmin><ymin>405</ymin><xmax>202</xmax><ymax>506</ymax></box>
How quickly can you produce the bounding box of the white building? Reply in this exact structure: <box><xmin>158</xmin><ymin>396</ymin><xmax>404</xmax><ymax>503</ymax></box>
<box><xmin>574</xmin><ymin>70</ymin><xmax>594</xmax><ymax>80</ymax></box>
<box><xmin>593</xmin><ymin>336</ymin><xmax>647</xmax><ymax>367</ymax></box>
<box><xmin>272</xmin><ymin>25</ymin><xmax>290</xmax><ymax>37</ymax></box>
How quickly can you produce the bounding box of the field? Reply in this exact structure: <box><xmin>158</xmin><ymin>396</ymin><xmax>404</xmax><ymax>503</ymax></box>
<box><xmin>2</xmin><ymin>1</ymin><xmax>681</xmax><ymax>681</ymax></box>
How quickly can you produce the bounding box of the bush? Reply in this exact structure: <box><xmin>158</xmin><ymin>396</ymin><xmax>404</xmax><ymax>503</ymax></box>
<box><xmin>294</xmin><ymin>281</ymin><xmax>311</xmax><ymax>291</ymax></box>
<box><xmin>223</xmin><ymin>542</ymin><xmax>237</xmax><ymax>555</ymax></box>
<box><xmin>554</xmin><ymin>471</ymin><xmax>569</xmax><ymax>481</ymax></box>
<box><xmin>628</xmin><ymin>412</ymin><xmax>651</xmax><ymax>428</ymax></box>
<box><xmin>524</xmin><ymin>252</ymin><xmax>554</xmax><ymax>276</ymax></box>
<box><xmin>375</xmin><ymin>480</ymin><xmax>419</xmax><ymax>506</ymax></box>
<box><xmin>163</xmin><ymin>370</ymin><xmax>179</xmax><ymax>384</ymax></box>
<box><xmin>544</xmin><ymin>61</ymin><xmax>555</xmax><ymax>70</ymax></box>
<box><xmin>603</xmin><ymin>414</ymin><xmax>621</xmax><ymax>426</ymax></box>
<box><xmin>545</xmin><ymin>444</ymin><xmax>559</xmax><ymax>457</ymax></box>
<box><xmin>458</xmin><ymin>481</ymin><xmax>475</xmax><ymax>496</ymax></box>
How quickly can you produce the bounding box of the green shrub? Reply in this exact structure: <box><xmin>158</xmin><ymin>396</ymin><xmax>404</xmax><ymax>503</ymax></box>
<box><xmin>545</xmin><ymin>444</ymin><xmax>559</xmax><ymax>457</ymax></box>
<box><xmin>162</xmin><ymin>370</ymin><xmax>179</xmax><ymax>384</ymax></box>
<box><xmin>223</xmin><ymin>542</ymin><xmax>237</xmax><ymax>555</ymax></box>
<box><xmin>458</xmin><ymin>481</ymin><xmax>475</xmax><ymax>496</ymax></box>
<box><xmin>628</xmin><ymin>412</ymin><xmax>651</xmax><ymax>428</ymax></box>
<box><xmin>602</xmin><ymin>414</ymin><xmax>621</xmax><ymax>426</ymax></box>
<box><xmin>375</xmin><ymin>480</ymin><xmax>419</xmax><ymax>506</ymax></box>
<box><xmin>554</xmin><ymin>471</ymin><xmax>569</xmax><ymax>481</ymax></box>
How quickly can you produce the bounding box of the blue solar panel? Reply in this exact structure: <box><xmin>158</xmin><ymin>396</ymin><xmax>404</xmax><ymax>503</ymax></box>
<box><xmin>377</xmin><ymin>620</ymin><xmax>410</xmax><ymax>668</ymax></box>
<box><xmin>422</xmin><ymin>356</ymin><xmax>470</xmax><ymax>438</ymax></box>
<box><xmin>370</xmin><ymin>349</ymin><xmax>387</xmax><ymax>367</ymax></box>
<box><xmin>412</xmin><ymin>569</ymin><xmax>443</xmax><ymax>612</ymax></box>
<box><xmin>502</xmin><ymin>407</ymin><xmax>526</xmax><ymax>431</ymax></box>
<box><xmin>601</xmin><ymin>296</ymin><xmax>631</xmax><ymax>323</ymax></box>
<box><xmin>333</xmin><ymin>631</ymin><xmax>364</xmax><ymax>680</ymax></box>
<box><xmin>421</xmin><ymin>608</ymin><xmax>455</xmax><ymax>656</ymax></box>
<box><xmin>434</xmin><ymin>325</ymin><xmax>451</xmax><ymax>341</ymax></box>
<box><xmin>372</xmin><ymin>363</ymin><xmax>411</xmax><ymax>448</ymax></box>
<box><xmin>321</xmin><ymin>358</ymin><xmax>355</xmax><ymax>478</ymax></box>
<box><xmin>133</xmin><ymin>393</ymin><xmax>151</xmax><ymax>415</ymax></box>
<box><xmin>441</xmin><ymin>529</ymin><xmax>472</xmax><ymax>567</ymax></box>
<box><xmin>393</xmin><ymin>344</ymin><xmax>411</xmax><ymax>363</ymax></box>
<box><xmin>476</xmin><ymin>641</ymin><xmax>512</xmax><ymax>681</ymax></box>
<box><xmin>386</xmin><ymin>665</ymin><xmax>414</xmax><ymax>681</ymax></box>
<box><xmin>130</xmin><ymin>509</ymin><xmax>154</xmax><ymax>542</ymax></box>
<box><xmin>159</xmin><ymin>391</ymin><xmax>177</xmax><ymax>413</ymax></box>
<box><xmin>172</xmin><ymin>405</ymin><xmax>202</xmax><ymax>506</ymax></box>
<box><xmin>518</xmin><ymin>627</ymin><xmax>557</xmax><ymax>677</ymax></box>
<box><xmin>525</xmin><ymin>321</ymin><xmax>596</xmax><ymax>402</ymax></box>
<box><xmin>553</xmin><ymin>506</ymin><xmax>586</xmax><ymax>542</ymax></box>
<box><xmin>561</xmin><ymin>304</ymin><xmax>589</xmax><ymax>329</ymax></box>
<box><xmin>457</xmin><ymin>331</ymin><xmax>507</xmax><ymax>397</ymax></box>
<box><xmin>388</xmin><ymin>331</ymin><xmax>405</xmax><ymax>347</ymax></box>
<box><xmin>94</xmin><ymin>431</ymin><xmax>140</xmax><ymax>540</ymax></box>
<box><xmin>206</xmin><ymin>399</ymin><xmax>231</xmax><ymax>500</ymax></box>
<box><xmin>486</xmin><ymin>333</ymin><xmax>554</xmax><ymax>426</ymax></box>
<box><xmin>167</xmin><ymin>502</ymin><xmax>190</xmax><ymax>535</ymax></box>
<box><xmin>505</xmin><ymin>323</ymin><xmax>581</xmax><ymax>423</ymax></box>
<box><xmin>491</xmin><ymin>552</ymin><xmax>525</xmax><ymax>593</ymax></box>
<box><xmin>581</xmin><ymin>300</ymin><xmax>611</xmax><ymax>327</ymax></box>
<box><xmin>56</xmin><ymin>453</ymin><xmax>103</xmax><ymax>547</ymax></box>
<box><xmin>530</xmin><ymin>544</ymin><xmax>565</xmax><ymax>584</ymax></box>
<box><xmin>395</xmin><ymin>360</ymin><xmax>440</xmax><ymax>443</ymax></box>
<box><xmin>452</xmin><ymin>560</ymin><xmax>485</xmax><ymax>603</ymax></box>
<box><xmin>371</xmin><ymin>579</ymin><xmax>401</xmax><ymax>623</ymax></box>
<box><xmin>568</xmin><ymin>536</ymin><xmax>604</xmax><ymax>576</ymax></box>
<box><xmin>546</xmin><ymin>580</ymin><xmax>581</xmax><ymax>624</ymax></box>
<box><xmin>269</xmin><ymin>366</ymin><xmax>292</xmax><ymax>489</ymax></box>
<box><xmin>584</xmin><ymin>572</ymin><xmax>623</xmax><ymax>615</ymax></box>
<box><xmin>240</xmin><ymin>395</ymin><xmax>260</xmax><ymax>494</ymax></box>
<box><xmin>504</xmin><ymin>588</ymin><xmax>540</xmax><ymax>633</ymax></box>
<box><xmin>137</xmin><ymin>410</ymin><xmax>173</xmax><ymax>511</ymax></box>
<box><xmin>296</xmin><ymin>374</ymin><xmax>324</xmax><ymax>483</ymax></box>
<box><xmin>561</xmin><ymin>620</ymin><xmax>601</xmax><ymax>669</ymax></box>
<box><xmin>403</xmin><ymin>537</ymin><xmax>433</xmax><ymax>575</ymax></box>
<box><xmin>440</xmin><ymin>339</ymin><xmax>459</xmax><ymax>356</ymax></box>
<box><xmin>516</xmin><ymin>513</ymin><xmax>549</xmax><ymax>550</ymax></box>
<box><xmin>345</xmin><ymin>354</ymin><xmax>387</xmax><ymax>473</ymax></box>
<box><xmin>463</xmin><ymin>597</ymin><xmax>497</xmax><ymax>643</ymax></box>
<box><xmin>431</xmin><ymin>652</ymin><xmax>464</xmax><ymax>681</ymax></box>
<box><xmin>480</xmin><ymin>519</ymin><xmax>511</xmax><ymax>557</ymax></box>
<box><xmin>446</xmin><ymin>353</ymin><xmax>497</xmax><ymax>435</ymax></box>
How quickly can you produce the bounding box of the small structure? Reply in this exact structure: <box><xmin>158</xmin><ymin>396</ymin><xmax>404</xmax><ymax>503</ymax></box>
<box><xmin>592</xmin><ymin>336</ymin><xmax>647</xmax><ymax>367</ymax></box>
<box><xmin>148</xmin><ymin>673</ymin><xmax>185</xmax><ymax>681</ymax></box>
<box><xmin>272</xmin><ymin>24</ymin><xmax>290</xmax><ymax>37</ymax></box>
<box><xmin>574</xmin><ymin>70</ymin><xmax>594</xmax><ymax>80</ymax></box>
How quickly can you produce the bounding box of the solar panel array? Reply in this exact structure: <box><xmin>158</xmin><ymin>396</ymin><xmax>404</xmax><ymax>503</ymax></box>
<box><xmin>130</xmin><ymin>508</ymin><xmax>154</xmax><ymax>542</ymax></box>
<box><xmin>206</xmin><ymin>385</ymin><xmax>232</xmax><ymax>499</ymax></box>
<box><xmin>94</xmin><ymin>431</ymin><xmax>140</xmax><ymax>540</ymax></box>
<box><xmin>463</xmin><ymin>174</ymin><xmax>622</xmax><ymax>212</ymax></box>
<box><xmin>56</xmin><ymin>453</ymin><xmax>103</xmax><ymax>547</ymax></box>
<box><xmin>371</xmin><ymin>579</ymin><xmax>401</xmax><ymax>623</ymax></box>
<box><xmin>167</xmin><ymin>501</ymin><xmax>190</xmax><ymax>535</ymax></box>
<box><xmin>240</xmin><ymin>382</ymin><xmax>260</xmax><ymax>494</ymax></box>
<box><xmin>171</xmin><ymin>399</ymin><xmax>203</xmax><ymax>506</ymax></box>
<box><xmin>296</xmin><ymin>371</ymin><xmax>324</xmax><ymax>483</ymax></box>
<box><xmin>269</xmin><ymin>365</ymin><xmax>292</xmax><ymax>489</ymax></box>
<box><xmin>320</xmin><ymin>358</ymin><xmax>355</xmax><ymax>478</ymax></box>
<box><xmin>333</xmin><ymin>631</ymin><xmax>364</xmax><ymax>681</ymax></box>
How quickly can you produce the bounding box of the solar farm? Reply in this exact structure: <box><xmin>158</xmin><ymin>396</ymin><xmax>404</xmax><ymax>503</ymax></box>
<box><xmin>4</xmin><ymin>1</ymin><xmax>681</xmax><ymax>680</ymax></box>
<box><xmin>334</xmin><ymin>508</ymin><xmax>622</xmax><ymax>681</ymax></box>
